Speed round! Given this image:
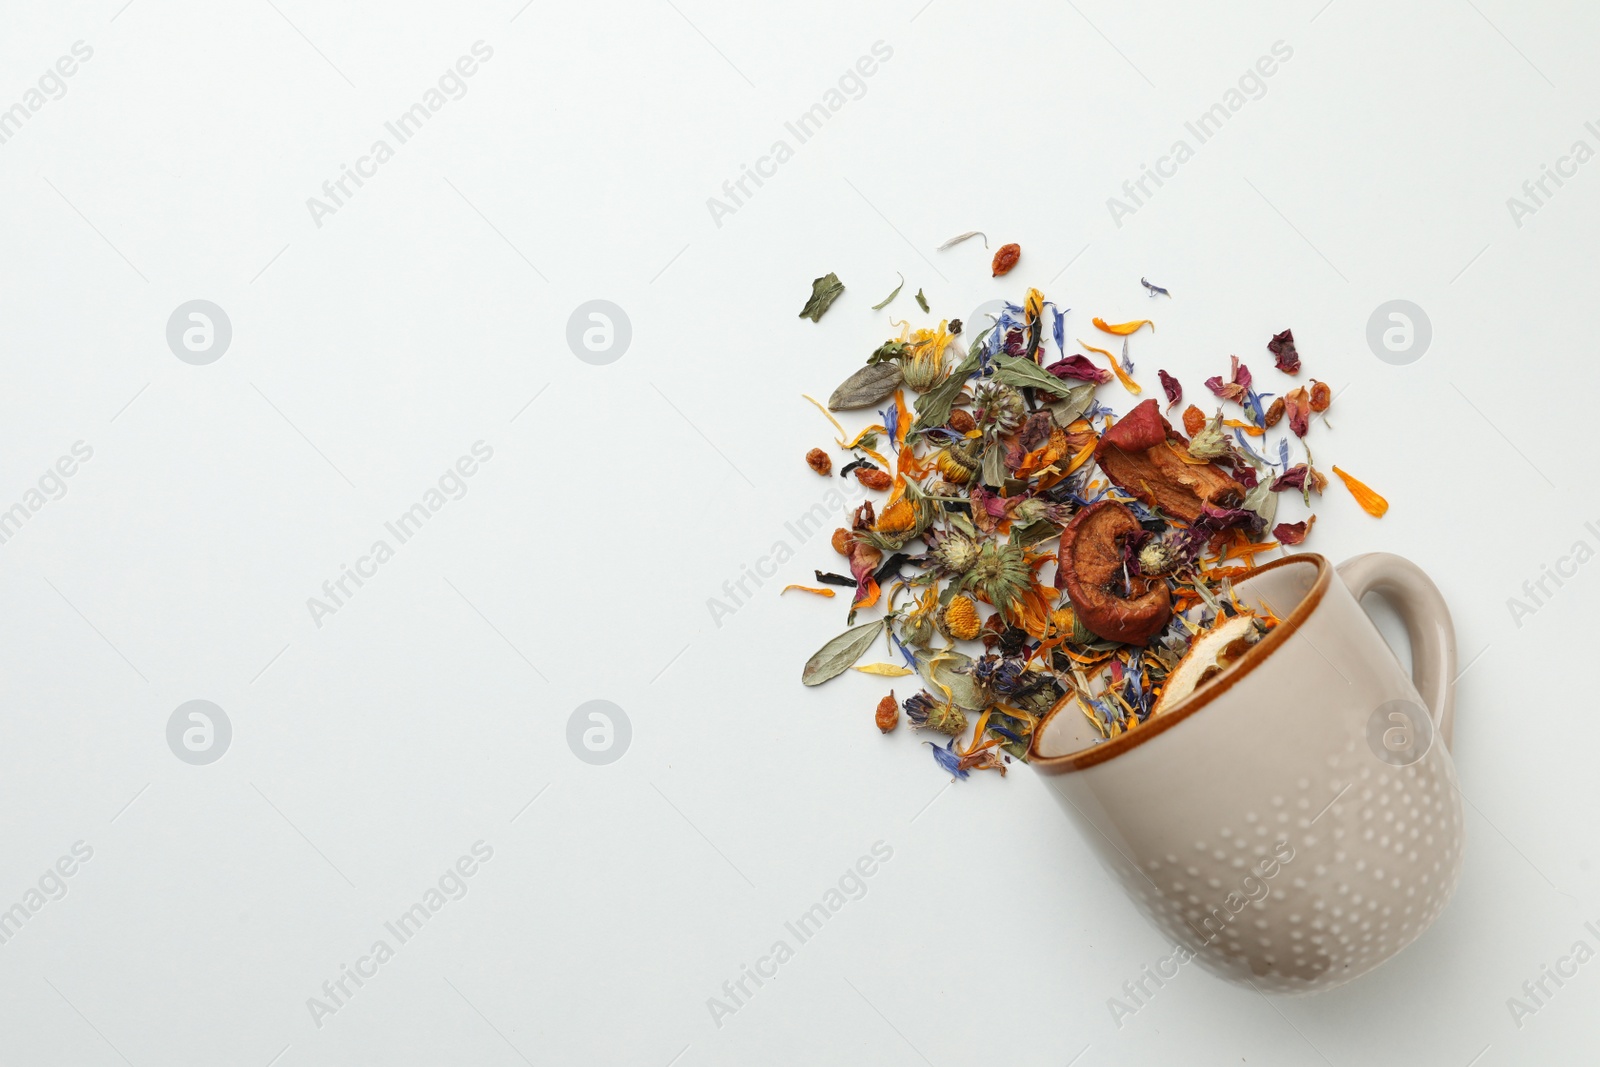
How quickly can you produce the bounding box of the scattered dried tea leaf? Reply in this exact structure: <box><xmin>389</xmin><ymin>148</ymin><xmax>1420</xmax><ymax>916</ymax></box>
<box><xmin>1333</xmin><ymin>466</ymin><xmax>1388</xmax><ymax>517</ymax></box>
<box><xmin>1141</xmin><ymin>277</ymin><xmax>1170</xmax><ymax>298</ymax></box>
<box><xmin>871</xmin><ymin>273</ymin><xmax>904</xmax><ymax>310</ymax></box>
<box><xmin>915</xmin><ymin>288</ymin><xmax>930</xmax><ymax>313</ymax></box>
<box><xmin>828</xmin><ymin>362</ymin><xmax>903</xmax><ymax>410</ymax></box>
<box><xmin>783</xmin><ymin>584</ymin><xmax>837</xmax><ymax>597</ymax></box>
<box><xmin>939</xmin><ymin>231</ymin><xmax>988</xmax><ymax>250</ymax></box>
<box><xmin>805</xmin><ymin>447</ymin><xmax>831</xmax><ymax>475</ymax></box>
<box><xmin>799</xmin><ymin>272</ymin><xmax>845</xmax><ymax>322</ymax></box>
<box><xmin>1268</xmin><ymin>329</ymin><xmax>1300</xmax><ymax>374</ymax></box>
<box><xmin>991</xmin><ymin>243</ymin><xmax>1020</xmax><ymax>276</ymax></box>
<box><xmin>802</xmin><ymin>619</ymin><xmax>886</xmax><ymax>685</ymax></box>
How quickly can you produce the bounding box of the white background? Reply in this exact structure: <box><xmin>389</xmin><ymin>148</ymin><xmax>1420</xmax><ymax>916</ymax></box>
<box><xmin>1</xmin><ymin>1</ymin><xmax>1597</xmax><ymax>1064</ymax></box>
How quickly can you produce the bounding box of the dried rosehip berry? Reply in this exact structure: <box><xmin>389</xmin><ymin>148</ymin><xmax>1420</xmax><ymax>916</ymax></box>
<box><xmin>1265</xmin><ymin>397</ymin><xmax>1286</xmax><ymax>428</ymax></box>
<box><xmin>831</xmin><ymin>527</ymin><xmax>853</xmax><ymax>555</ymax></box>
<box><xmin>855</xmin><ymin>468</ymin><xmax>893</xmax><ymax>491</ymax></box>
<box><xmin>991</xmin><ymin>243</ymin><xmax>1021</xmax><ymax>276</ymax></box>
<box><xmin>1182</xmin><ymin>404</ymin><xmax>1206</xmax><ymax>438</ymax></box>
<box><xmin>1309</xmin><ymin>380</ymin><xmax>1331</xmax><ymax>412</ymax></box>
<box><xmin>875</xmin><ymin>692</ymin><xmax>898</xmax><ymax>733</ymax></box>
<box><xmin>946</xmin><ymin>409</ymin><xmax>976</xmax><ymax>435</ymax></box>
<box><xmin>805</xmin><ymin>447</ymin><xmax>831</xmax><ymax>475</ymax></box>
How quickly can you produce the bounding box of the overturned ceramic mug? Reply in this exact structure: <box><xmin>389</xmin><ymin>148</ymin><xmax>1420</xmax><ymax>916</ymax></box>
<box><xmin>1030</xmin><ymin>553</ymin><xmax>1463</xmax><ymax>993</ymax></box>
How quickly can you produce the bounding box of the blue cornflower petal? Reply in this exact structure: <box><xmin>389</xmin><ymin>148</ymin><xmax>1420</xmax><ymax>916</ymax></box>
<box><xmin>926</xmin><ymin>739</ymin><xmax>969</xmax><ymax>779</ymax></box>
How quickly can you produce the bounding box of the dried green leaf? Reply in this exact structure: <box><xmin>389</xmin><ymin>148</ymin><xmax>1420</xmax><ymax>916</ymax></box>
<box><xmin>872</xmin><ymin>273</ymin><xmax>904</xmax><ymax>311</ymax></box>
<box><xmin>991</xmin><ymin>353</ymin><xmax>1068</xmax><ymax>395</ymax></box>
<box><xmin>1047</xmin><ymin>383</ymin><xmax>1097</xmax><ymax>426</ymax></box>
<box><xmin>798</xmin><ymin>272</ymin><xmax>845</xmax><ymax>322</ymax></box>
<box><xmin>915</xmin><ymin>289</ymin><xmax>930</xmax><ymax>313</ymax></box>
<box><xmin>911</xmin><ymin>330</ymin><xmax>989</xmax><ymax>431</ymax></box>
<box><xmin>828</xmin><ymin>363</ymin><xmax>903</xmax><ymax>411</ymax></box>
<box><xmin>914</xmin><ymin>649</ymin><xmax>991</xmax><ymax>711</ymax></box>
<box><xmin>802</xmin><ymin>619</ymin><xmax>886</xmax><ymax>686</ymax></box>
<box><xmin>866</xmin><ymin>340</ymin><xmax>909</xmax><ymax>365</ymax></box>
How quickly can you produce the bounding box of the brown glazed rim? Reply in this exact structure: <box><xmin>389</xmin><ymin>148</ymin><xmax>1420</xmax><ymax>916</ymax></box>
<box><xmin>1027</xmin><ymin>552</ymin><xmax>1331</xmax><ymax>774</ymax></box>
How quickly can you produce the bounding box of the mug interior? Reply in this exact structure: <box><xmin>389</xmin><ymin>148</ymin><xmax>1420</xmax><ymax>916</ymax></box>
<box><xmin>1030</xmin><ymin>553</ymin><xmax>1329</xmax><ymax>770</ymax></box>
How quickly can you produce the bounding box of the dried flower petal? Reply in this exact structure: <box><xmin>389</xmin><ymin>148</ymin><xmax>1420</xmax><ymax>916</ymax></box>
<box><xmin>782</xmin><ymin>584</ymin><xmax>837</xmax><ymax>597</ymax></box>
<box><xmin>805</xmin><ymin>448</ymin><xmax>831</xmax><ymax>475</ymax></box>
<box><xmin>1045</xmin><ymin>354</ymin><xmax>1113</xmax><ymax>385</ymax></box>
<box><xmin>1283</xmin><ymin>386</ymin><xmax>1312</xmax><ymax>437</ymax></box>
<box><xmin>1079</xmin><ymin>339</ymin><xmax>1141</xmax><ymax>395</ymax></box>
<box><xmin>1272</xmin><ymin>516</ymin><xmax>1315</xmax><ymax>545</ymax></box>
<box><xmin>1268</xmin><ymin>329</ymin><xmax>1300</xmax><ymax>374</ymax></box>
<box><xmin>1158</xmin><ymin>369</ymin><xmax>1182</xmax><ymax>409</ymax></box>
<box><xmin>857</xmin><ymin>663</ymin><xmax>913</xmax><ymax>676</ymax></box>
<box><xmin>991</xmin><ymin>243</ymin><xmax>1021</xmax><ymax>276</ymax></box>
<box><xmin>1332</xmin><ymin>466</ymin><xmax>1389</xmax><ymax>517</ymax></box>
<box><xmin>1092</xmin><ymin>317</ymin><xmax>1154</xmax><ymax>336</ymax></box>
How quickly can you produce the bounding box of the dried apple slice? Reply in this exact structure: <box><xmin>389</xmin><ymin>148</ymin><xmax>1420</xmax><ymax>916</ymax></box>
<box><xmin>1094</xmin><ymin>399</ymin><xmax>1244</xmax><ymax>522</ymax></box>
<box><xmin>1152</xmin><ymin>612</ymin><xmax>1261</xmax><ymax>714</ymax></box>
<box><xmin>1058</xmin><ymin>501</ymin><xmax>1172</xmax><ymax>644</ymax></box>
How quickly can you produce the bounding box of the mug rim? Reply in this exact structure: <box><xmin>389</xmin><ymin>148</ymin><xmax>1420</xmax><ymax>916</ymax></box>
<box><xmin>1028</xmin><ymin>552</ymin><xmax>1332</xmax><ymax>774</ymax></box>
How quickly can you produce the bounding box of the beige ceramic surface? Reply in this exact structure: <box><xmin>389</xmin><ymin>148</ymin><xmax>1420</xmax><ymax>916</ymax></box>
<box><xmin>1030</xmin><ymin>552</ymin><xmax>1463</xmax><ymax>994</ymax></box>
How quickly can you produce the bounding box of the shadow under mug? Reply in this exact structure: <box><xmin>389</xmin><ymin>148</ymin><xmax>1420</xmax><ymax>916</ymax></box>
<box><xmin>1030</xmin><ymin>552</ymin><xmax>1464</xmax><ymax>993</ymax></box>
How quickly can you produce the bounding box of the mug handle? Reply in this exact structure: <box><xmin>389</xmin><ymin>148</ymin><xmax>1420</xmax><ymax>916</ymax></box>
<box><xmin>1336</xmin><ymin>553</ymin><xmax>1457</xmax><ymax>751</ymax></box>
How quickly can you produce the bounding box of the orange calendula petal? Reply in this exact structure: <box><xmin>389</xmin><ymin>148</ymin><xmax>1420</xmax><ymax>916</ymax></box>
<box><xmin>1092</xmin><ymin>317</ymin><xmax>1154</xmax><ymax>336</ymax></box>
<box><xmin>1079</xmin><ymin>339</ymin><xmax>1142</xmax><ymax>395</ymax></box>
<box><xmin>1332</xmin><ymin>466</ymin><xmax>1389</xmax><ymax>517</ymax></box>
<box><xmin>893</xmin><ymin>389</ymin><xmax>911</xmax><ymax>447</ymax></box>
<box><xmin>781</xmin><ymin>584</ymin><xmax>836</xmax><ymax>597</ymax></box>
<box><xmin>1223</xmin><ymin>418</ymin><xmax>1265</xmax><ymax>436</ymax></box>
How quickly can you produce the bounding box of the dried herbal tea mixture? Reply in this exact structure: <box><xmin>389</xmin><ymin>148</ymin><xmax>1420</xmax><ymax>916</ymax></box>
<box><xmin>795</xmin><ymin>271</ymin><xmax>1388</xmax><ymax>779</ymax></box>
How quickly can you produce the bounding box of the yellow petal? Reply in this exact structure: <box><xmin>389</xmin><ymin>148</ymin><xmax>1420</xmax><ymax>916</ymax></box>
<box><xmin>1092</xmin><ymin>317</ymin><xmax>1154</xmax><ymax>336</ymax></box>
<box><xmin>854</xmin><ymin>663</ymin><xmax>913</xmax><ymax>676</ymax></box>
<box><xmin>781</xmin><ymin>584</ymin><xmax>836</xmax><ymax>597</ymax></box>
<box><xmin>1332</xmin><ymin>466</ymin><xmax>1389</xmax><ymax>518</ymax></box>
<box><xmin>1079</xmin><ymin>339</ymin><xmax>1142</xmax><ymax>395</ymax></box>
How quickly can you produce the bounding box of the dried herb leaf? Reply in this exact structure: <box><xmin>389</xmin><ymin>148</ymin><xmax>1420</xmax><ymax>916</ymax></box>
<box><xmin>992</xmin><ymin>353</ymin><xmax>1071</xmax><ymax>395</ymax></box>
<box><xmin>798</xmin><ymin>272</ymin><xmax>845</xmax><ymax>322</ymax></box>
<box><xmin>828</xmin><ymin>363</ymin><xmax>903</xmax><ymax>411</ymax></box>
<box><xmin>911</xmin><ymin>342</ymin><xmax>983</xmax><ymax>431</ymax></box>
<box><xmin>1047</xmin><ymin>383</ymin><xmax>1097</xmax><ymax>426</ymax></box>
<box><xmin>802</xmin><ymin>619</ymin><xmax>886</xmax><ymax>686</ymax></box>
<box><xmin>913</xmin><ymin>649</ymin><xmax>990</xmax><ymax>711</ymax></box>
<box><xmin>915</xmin><ymin>289</ymin><xmax>930</xmax><ymax>313</ymax></box>
<box><xmin>872</xmin><ymin>273</ymin><xmax>904</xmax><ymax>311</ymax></box>
<box><xmin>938</xmin><ymin>231</ymin><xmax>988</xmax><ymax>250</ymax></box>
